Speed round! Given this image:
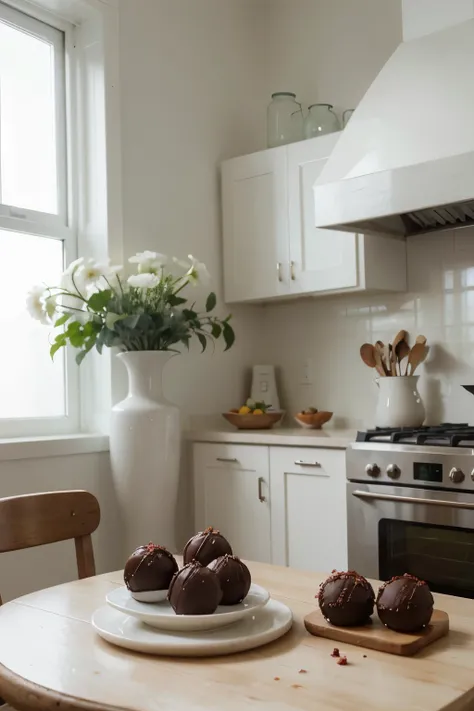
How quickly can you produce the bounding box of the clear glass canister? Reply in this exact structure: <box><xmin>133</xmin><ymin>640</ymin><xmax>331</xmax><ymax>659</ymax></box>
<box><xmin>267</xmin><ymin>92</ymin><xmax>303</xmax><ymax>148</ymax></box>
<box><xmin>304</xmin><ymin>103</ymin><xmax>340</xmax><ymax>139</ymax></box>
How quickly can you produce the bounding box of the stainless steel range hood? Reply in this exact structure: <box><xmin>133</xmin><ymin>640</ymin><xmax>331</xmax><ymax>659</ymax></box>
<box><xmin>313</xmin><ymin>0</ymin><xmax>474</xmax><ymax>237</ymax></box>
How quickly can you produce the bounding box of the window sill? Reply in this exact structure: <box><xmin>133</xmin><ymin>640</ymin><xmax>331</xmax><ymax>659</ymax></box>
<box><xmin>0</xmin><ymin>434</ymin><xmax>109</xmax><ymax>461</ymax></box>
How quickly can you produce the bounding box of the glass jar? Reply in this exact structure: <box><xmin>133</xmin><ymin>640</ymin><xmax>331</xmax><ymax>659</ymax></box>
<box><xmin>267</xmin><ymin>92</ymin><xmax>303</xmax><ymax>148</ymax></box>
<box><xmin>343</xmin><ymin>109</ymin><xmax>355</xmax><ymax>128</ymax></box>
<box><xmin>304</xmin><ymin>103</ymin><xmax>340</xmax><ymax>139</ymax></box>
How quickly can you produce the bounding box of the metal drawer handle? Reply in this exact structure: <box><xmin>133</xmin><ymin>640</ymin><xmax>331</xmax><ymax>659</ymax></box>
<box><xmin>258</xmin><ymin>477</ymin><xmax>266</xmax><ymax>503</ymax></box>
<box><xmin>290</xmin><ymin>261</ymin><xmax>296</xmax><ymax>281</ymax></box>
<box><xmin>294</xmin><ymin>460</ymin><xmax>321</xmax><ymax>467</ymax></box>
<box><xmin>277</xmin><ymin>262</ymin><xmax>283</xmax><ymax>282</ymax></box>
<box><xmin>216</xmin><ymin>457</ymin><xmax>238</xmax><ymax>463</ymax></box>
<box><xmin>353</xmin><ymin>490</ymin><xmax>474</xmax><ymax>511</ymax></box>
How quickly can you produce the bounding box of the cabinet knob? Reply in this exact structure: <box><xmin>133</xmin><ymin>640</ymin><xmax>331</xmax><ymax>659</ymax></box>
<box><xmin>258</xmin><ymin>477</ymin><xmax>266</xmax><ymax>503</ymax></box>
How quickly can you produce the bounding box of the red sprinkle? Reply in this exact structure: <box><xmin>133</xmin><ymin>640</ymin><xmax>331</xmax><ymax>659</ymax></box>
<box><xmin>331</xmin><ymin>648</ymin><xmax>340</xmax><ymax>658</ymax></box>
<box><xmin>298</xmin><ymin>669</ymin><xmax>307</xmax><ymax>674</ymax></box>
<box><xmin>337</xmin><ymin>656</ymin><xmax>348</xmax><ymax>666</ymax></box>
<box><xmin>273</xmin><ymin>677</ymin><xmax>280</xmax><ymax>681</ymax></box>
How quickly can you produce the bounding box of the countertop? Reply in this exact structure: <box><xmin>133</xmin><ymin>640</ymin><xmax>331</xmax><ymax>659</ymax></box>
<box><xmin>186</xmin><ymin>418</ymin><xmax>356</xmax><ymax>449</ymax></box>
<box><xmin>1</xmin><ymin>563</ymin><xmax>473</xmax><ymax>711</ymax></box>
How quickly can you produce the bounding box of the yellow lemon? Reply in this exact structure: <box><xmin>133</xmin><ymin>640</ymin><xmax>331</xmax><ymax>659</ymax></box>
<box><xmin>239</xmin><ymin>406</ymin><xmax>251</xmax><ymax>415</ymax></box>
<box><xmin>253</xmin><ymin>409</ymin><xmax>264</xmax><ymax>415</ymax></box>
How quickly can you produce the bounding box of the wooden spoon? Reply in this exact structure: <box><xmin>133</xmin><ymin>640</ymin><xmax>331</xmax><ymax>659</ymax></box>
<box><xmin>415</xmin><ymin>334</ymin><xmax>427</xmax><ymax>345</ymax></box>
<box><xmin>407</xmin><ymin>343</ymin><xmax>428</xmax><ymax>375</ymax></box>
<box><xmin>375</xmin><ymin>341</ymin><xmax>390</xmax><ymax>376</ymax></box>
<box><xmin>360</xmin><ymin>344</ymin><xmax>386</xmax><ymax>378</ymax></box>
<box><xmin>391</xmin><ymin>330</ymin><xmax>407</xmax><ymax>376</ymax></box>
<box><xmin>373</xmin><ymin>347</ymin><xmax>387</xmax><ymax>378</ymax></box>
<box><xmin>396</xmin><ymin>339</ymin><xmax>411</xmax><ymax>375</ymax></box>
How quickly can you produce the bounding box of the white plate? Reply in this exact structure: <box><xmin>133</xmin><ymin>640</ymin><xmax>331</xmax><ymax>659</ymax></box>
<box><xmin>92</xmin><ymin>599</ymin><xmax>292</xmax><ymax>657</ymax></box>
<box><xmin>106</xmin><ymin>584</ymin><xmax>270</xmax><ymax>632</ymax></box>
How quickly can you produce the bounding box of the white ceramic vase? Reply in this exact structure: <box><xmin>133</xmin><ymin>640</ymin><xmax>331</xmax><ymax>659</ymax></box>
<box><xmin>110</xmin><ymin>351</ymin><xmax>180</xmax><ymax>557</ymax></box>
<box><xmin>375</xmin><ymin>376</ymin><xmax>425</xmax><ymax>429</ymax></box>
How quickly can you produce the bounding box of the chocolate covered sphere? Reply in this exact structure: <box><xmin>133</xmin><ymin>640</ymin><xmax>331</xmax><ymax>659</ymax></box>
<box><xmin>124</xmin><ymin>543</ymin><xmax>178</xmax><ymax>602</ymax></box>
<box><xmin>168</xmin><ymin>561</ymin><xmax>222</xmax><ymax>615</ymax></box>
<box><xmin>208</xmin><ymin>555</ymin><xmax>251</xmax><ymax>605</ymax></box>
<box><xmin>377</xmin><ymin>574</ymin><xmax>434</xmax><ymax>633</ymax></box>
<box><xmin>183</xmin><ymin>527</ymin><xmax>232</xmax><ymax>566</ymax></box>
<box><xmin>318</xmin><ymin>570</ymin><xmax>375</xmax><ymax>627</ymax></box>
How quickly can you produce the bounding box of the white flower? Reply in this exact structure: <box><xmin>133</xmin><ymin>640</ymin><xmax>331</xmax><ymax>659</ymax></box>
<box><xmin>186</xmin><ymin>255</ymin><xmax>211</xmax><ymax>286</ymax></box>
<box><xmin>129</xmin><ymin>251</ymin><xmax>168</xmax><ymax>275</ymax></box>
<box><xmin>172</xmin><ymin>257</ymin><xmax>191</xmax><ymax>271</ymax></box>
<box><xmin>44</xmin><ymin>294</ymin><xmax>58</xmax><ymax>320</ymax></box>
<box><xmin>127</xmin><ymin>273</ymin><xmax>160</xmax><ymax>289</ymax></box>
<box><xmin>64</xmin><ymin>257</ymin><xmax>85</xmax><ymax>275</ymax></box>
<box><xmin>26</xmin><ymin>286</ymin><xmax>51</xmax><ymax>325</ymax></box>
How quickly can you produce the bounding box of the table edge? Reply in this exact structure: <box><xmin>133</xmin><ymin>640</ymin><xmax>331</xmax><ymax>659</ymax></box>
<box><xmin>0</xmin><ymin>663</ymin><xmax>130</xmax><ymax>711</ymax></box>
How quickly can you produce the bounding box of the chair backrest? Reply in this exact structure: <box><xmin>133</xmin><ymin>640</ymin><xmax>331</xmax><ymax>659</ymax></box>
<box><xmin>0</xmin><ymin>490</ymin><xmax>100</xmax><ymax>602</ymax></box>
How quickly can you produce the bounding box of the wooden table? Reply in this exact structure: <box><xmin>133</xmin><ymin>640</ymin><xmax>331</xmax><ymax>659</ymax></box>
<box><xmin>0</xmin><ymin>563</ymin><xmax>473</xmax><ymax>711</ymax></box>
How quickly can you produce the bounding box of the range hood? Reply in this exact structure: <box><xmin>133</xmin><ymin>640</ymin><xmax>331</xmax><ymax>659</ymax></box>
<box><xmin>313</xmin><ymin>0</ymin><xmax>474</xmax><ymax>237</ymax></box>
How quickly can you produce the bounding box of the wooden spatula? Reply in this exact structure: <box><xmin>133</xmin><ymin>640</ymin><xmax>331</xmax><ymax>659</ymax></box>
<box><xmin>395</xmin><ymin>339</ymin><xmax>410</xmax><ymax>376</ymax></box>
<box><xmin>391</xmin><ymin>330</ymin><xmax>407</xmax><ymax>376</ymax></box>
<box><xmin>375</xmin><ymin>341</ymin><xmax>390</xmax><ymax>376</ymax></box>
<box><xmin>415</xmin><ymin>334</ymin><xmax>427</xmax><ymax>345</ymax></box>
<box><xmin>407</xmin><ymin>343</ymin><xmax>428</xmax><ymax>375</ymax></box>
<box><xmin>360</xmin><ymin>344</ymin><xmax>386</xmax><ymax>378</ymax></box>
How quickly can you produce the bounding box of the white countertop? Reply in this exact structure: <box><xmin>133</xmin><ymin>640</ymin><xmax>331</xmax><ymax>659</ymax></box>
<box><xmin>185</xmin><ymin>417</ymin><xmax>356</xmax><ymax>449</ymax></box>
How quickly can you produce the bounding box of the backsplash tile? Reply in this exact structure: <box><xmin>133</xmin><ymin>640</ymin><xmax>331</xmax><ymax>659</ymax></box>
<box><xmin>261</xmin><ymin>228</ymin><xmax>474</xmax><ymax>428</ymax></box>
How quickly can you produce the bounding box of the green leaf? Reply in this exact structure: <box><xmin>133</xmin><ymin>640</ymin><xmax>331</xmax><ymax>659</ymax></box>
<box><xmin>168</xmin><ymin>295</ymin><xmax>187</xmax><ymax>307</ymax></box>
<box><xmin>211</xmin><ymin>323</ymin><xmax>222</xmax><ymax>339</ymax></box>
<box><xmin>54</xmin><ymin>313</ymin><xmax>71</xmax><ymax>328</ymax></box>
<box><xmin>197</xmin><ymin>333</ymin><xmax>207</xmax><ymax>353</ymax></box>
<box><xmin>105</xmin><ymin>312</ymin><xmax>127</xmax><ymax>330</ymax></box>
<box><xmin>205</xmin><ymin>292</ymin><xmax>217</xmax><ymax>313</ymax></box>
<box><xmin>223</xmin><ymin>322</ymin><xmax>235</xmax><ymax>351</ymax></box>
<box><xmin>121</xmin><ymin>314</ymin><xmax>141</xmax><ymax>329</ymax></box>
<box><xmin>50</xmin><ymin>341</ymin><xmax>65</xmax><ymax>360</ymax></box>
<box><xmin>88</xmin><ymin>289</ymin><xmax>112</xmax><ymax>312</ymax></box>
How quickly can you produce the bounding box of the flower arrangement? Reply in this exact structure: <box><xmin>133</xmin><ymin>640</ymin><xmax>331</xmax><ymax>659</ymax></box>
<box><xmin>26</xmin><ymin>251</ymin><xmax>235</xmax><ymax>364</ymax></box>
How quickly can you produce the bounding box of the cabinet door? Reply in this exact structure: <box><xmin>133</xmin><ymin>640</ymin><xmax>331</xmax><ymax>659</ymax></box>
<box><xmin>288</xmin><ymin>134</ymin><xmax>359</xmax><ymax>294</ymax></box>
<box><xmin>270</xmin><ymin>447</ymin><xmax>348</xmax><ymax>572</ymax></box>
<box><xmin>222</xmin><ymin>147</ymin><xmax>290</xmax><ymax>303</ymax></box>
<box><xmin>193</xmin><ymin>444</ymin><xmax>272</xmax><ymax>563</ymax></box>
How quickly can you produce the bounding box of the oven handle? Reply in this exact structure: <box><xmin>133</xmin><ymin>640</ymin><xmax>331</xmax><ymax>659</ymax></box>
<box><xmin>352</xmin><ymin>490</ymin><xmax>474</xmax><ymax>510</ymax></box>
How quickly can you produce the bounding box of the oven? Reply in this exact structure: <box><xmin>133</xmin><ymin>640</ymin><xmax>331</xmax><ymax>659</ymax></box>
<box><xmin>346</xmin><ymin>437</ymin><xmax>474</xmax><ymax>599</ymax></box>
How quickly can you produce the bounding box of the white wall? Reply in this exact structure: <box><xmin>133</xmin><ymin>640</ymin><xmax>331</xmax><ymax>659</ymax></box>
<box><xmin>117</xmin><ymin>0</ymin><xmax>269</xmax><ymax>418</ymax></box>
<box><xmin>0</xmin><ymin>452</ymin><xmax>121</xmax><ymax>602</ymax></box>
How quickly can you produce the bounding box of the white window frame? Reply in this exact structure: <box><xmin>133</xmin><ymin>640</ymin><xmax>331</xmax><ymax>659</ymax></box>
<box><xmin>0</xmin><ymin>0</ymin><xmax>83</xmax><ymax>438</ymax></box>
<box><xmin>0</xmin><ymin>0</ymin><xmax>123</xmax><ymax>444</ymax></box>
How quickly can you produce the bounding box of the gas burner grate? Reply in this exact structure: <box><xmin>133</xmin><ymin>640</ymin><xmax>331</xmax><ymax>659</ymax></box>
<box><xmin>356</xmin><ymin>424</ymin><xmax>474</xmax><ymax>446</ymax></box>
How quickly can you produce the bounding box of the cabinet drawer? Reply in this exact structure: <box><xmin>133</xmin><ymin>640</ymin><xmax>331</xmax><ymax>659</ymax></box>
<box><xmin>193</xmin><ymin>443</ymin><xmax>269</xmax><ymax>473</ymax></box>
<box><xmin>270</xmin><ymin>446</ymin><xmax>345</xmax><ymax>478</ymax></box>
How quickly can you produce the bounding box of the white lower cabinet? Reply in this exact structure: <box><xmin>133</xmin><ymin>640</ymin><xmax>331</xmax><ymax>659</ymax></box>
<box><xmin>193</xmin><ymin>442</ymin><xmax>348</xmax><ymax>571</ymax></box>
<box><xmin>270</xmin><ymin>447</ymin><xmax>348</xmax><ymax>572</ymax></box>
<box><xmin>193</xmin><ymin>443</ymin><xmax>272</xmax><ymax>563</ymax></box>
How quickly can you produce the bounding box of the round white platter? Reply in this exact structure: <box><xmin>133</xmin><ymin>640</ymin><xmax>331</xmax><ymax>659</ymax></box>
<box><xmin>92</xmin><ymin>599</ymin><xmax>292</xmax><ymax>657</ymax></box>
<box><xmin>106</xmin><ymin>584</ymin><xmax>270</xmax><ymax>632</ymax></box>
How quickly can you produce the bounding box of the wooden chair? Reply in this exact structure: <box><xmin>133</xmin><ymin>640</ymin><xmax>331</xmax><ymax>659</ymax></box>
<box><xmin>0</xmin><ymin>490</ymin><xmax>101</xmax><ymax>605</ymax></box>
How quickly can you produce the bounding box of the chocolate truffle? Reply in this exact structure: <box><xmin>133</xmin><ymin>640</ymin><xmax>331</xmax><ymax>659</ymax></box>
<box><xmin>208</xmin><ymin>555</ymin><xmax>251</xmax><ymax>605</ymax></box>
<box><xmin>183</xmin><ymin>527</ymin><xmax>232</xmax><ymax>566</ymax></box>
<box><xmin>168</xmin><ymin>561</ymin><xmax>222</xmax><ymax>615</ymax></box>
<box><xmin>318</xmin><ymin>570</ymin><xmax>375</xmax><ymax>627</ymax></box>
<box><xmin>124</xmin><ymin>543</ymin><xmax>178</xmax><ymax>602</ymax></box>
<box><xmin>376</xmin><ymin>574</ymin><xmax>434</xmax><ymax>633</ymax></box>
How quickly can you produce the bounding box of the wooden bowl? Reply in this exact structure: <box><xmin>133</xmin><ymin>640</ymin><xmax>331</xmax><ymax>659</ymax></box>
<box><xmin>222</xmin><ymin>411</ymin><xmax>283</xmax><ymax>430</ymax></box>
<box><xmin>294</xmin><ymin>411</ymin><xmax>333</xmax><ymax>429</ymax></box>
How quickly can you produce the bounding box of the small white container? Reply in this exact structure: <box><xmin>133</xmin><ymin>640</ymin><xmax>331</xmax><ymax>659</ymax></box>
<box><xmin>375</xmin><ymin>376</ymin><xmax>425</xmax><ymax>428</ymax></box>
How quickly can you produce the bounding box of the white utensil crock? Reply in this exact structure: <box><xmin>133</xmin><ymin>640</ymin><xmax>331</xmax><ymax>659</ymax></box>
<box><xmin>375</xmin><ymin>376</ymin><xmax>425</xmax><ymax>428</ymax></box>
<box><xmin>110</xmin><ymin>351</ymin><xmax>180</xmax><ymax>557</ymax></box>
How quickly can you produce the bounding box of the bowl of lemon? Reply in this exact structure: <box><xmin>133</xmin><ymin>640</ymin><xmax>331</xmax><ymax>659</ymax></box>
<box><xmin>222</xmin><ymin>400</ymin><xmax>284</xmax><ymax>430</ymax></box>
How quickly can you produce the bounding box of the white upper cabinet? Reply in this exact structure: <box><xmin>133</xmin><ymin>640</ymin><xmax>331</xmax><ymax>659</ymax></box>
<box><xmin>221</xmin><ymin>148</ymin><xmax>290</xmax><ymax>303</ymax></box>
<box><xmin>221</xmin><ymin>133</ymin><xmax>407</xmax><ymax>304</ymax></box>
<box><xmin>288</xmin><ymin>135</ymin><xmax>358</xmax><ymax>294</ymax></box>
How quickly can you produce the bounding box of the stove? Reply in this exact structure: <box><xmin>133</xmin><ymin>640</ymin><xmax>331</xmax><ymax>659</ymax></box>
<box><xmin>346</xmin><ymin>423</ymin><xmax>474</xmax><ymax>598</ymax></box>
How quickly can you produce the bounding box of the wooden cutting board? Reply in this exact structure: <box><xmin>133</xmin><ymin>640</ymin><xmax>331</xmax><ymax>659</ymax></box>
<box><xmin>304</xmin><ymin>608</ymin><xmax>449</xmax><ymax>656</ymax></box>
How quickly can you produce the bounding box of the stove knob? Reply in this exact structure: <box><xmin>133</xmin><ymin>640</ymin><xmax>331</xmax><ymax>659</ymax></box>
<box><xmin>365</xmin><ymin>463</ymin><xmax>381</xmax><ymax>478</ymax></box>
<box><xmin>449</xmin><ymin>467</ymin><xmax>465</xmax><ymax>484</ymax></box>
<box><xmin>386</xmin><ymin>464</ymin><xmax>401</xmax><ymax>480</ymax></box>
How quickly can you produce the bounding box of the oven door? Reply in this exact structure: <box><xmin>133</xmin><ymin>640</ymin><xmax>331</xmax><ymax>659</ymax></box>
<box><xmin>347</xmin><ymin>482</ymin><xmax>474</xmax><ymax>598</ymax></box>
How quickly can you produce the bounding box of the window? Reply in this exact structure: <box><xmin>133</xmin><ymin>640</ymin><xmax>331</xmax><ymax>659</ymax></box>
<box><xmin>0</xmin><ymin>1</ymin><xmax>78</xmax><ymax>436</ymax></box>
